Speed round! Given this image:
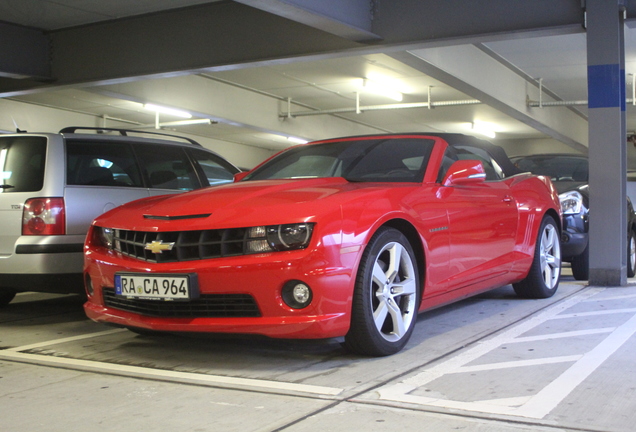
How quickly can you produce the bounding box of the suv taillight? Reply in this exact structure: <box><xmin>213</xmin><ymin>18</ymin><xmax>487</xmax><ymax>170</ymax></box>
<box><xmin>22</xmin><ymin>198</ymin><xmax>66</xmax><ymax>235</ymax></box>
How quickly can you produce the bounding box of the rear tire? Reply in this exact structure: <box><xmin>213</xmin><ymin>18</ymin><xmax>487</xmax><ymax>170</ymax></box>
<box><xmin>0</xmin><ymin>289</ymin><xmax>17</xmax><ymax>307</ymax></box>
<box><xmin>628</xmin><ymin>230</ymin><xmax>636</xmax><ymax>278</ymax></box>
<box><xmin>571</xmin><ymin>244</ymin><xmax>589</xmax><ymax>281</ymax></box>
<box><xmin>513</xmin><ymin>215</ymin><xmax>561</xmax><ymax>299</ymax></box>
<box><xmin>343</xmin><ymin>227</ymin><xmax>420</xmax><ymax>356</ymax></box>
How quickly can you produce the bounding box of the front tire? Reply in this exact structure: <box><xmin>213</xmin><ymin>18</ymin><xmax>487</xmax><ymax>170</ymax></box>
<box><xmin>344</xmin><ymin>227</ymin><xmax>420</xmax><ymax>356</ymax></box>
<box><xmin>513</xmin><ymin>215</ymin><xmax>561</xmax><ymax>299</ymax></box>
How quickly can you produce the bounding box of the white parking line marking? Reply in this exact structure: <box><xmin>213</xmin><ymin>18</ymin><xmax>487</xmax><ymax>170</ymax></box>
<box><xmin>387</xmin><ymin>288</ymin><xmax>603</xmax><ymax>388</ymax></box>
<box><xmin>0</xmin><ymin>350</ymin><xmax>343</xmax><ymax>396</ymax></box>
<box><xmin>553</xmin><ymin>308</ymin><xmax>636</xmax><ymax>319</ymax></box>
<box><xmin>511</xmin><ymin>328</ymin><xmax>615</xmax><ymax>343</ymax></box>
<box><xmin>456</xmin><ymin>355</ymin><xmax>582</xmax><ymax>373</ymax></box>
<box><xmin>376</xmin><ymin>287</ymin><xmax>636</xmax><ymax>419</ymax></box>
<box><xmin>582</xmin><ymin>292</ymin><xmax>636</xmax><ymax>302</ymax></box>
<box><xmin>0</xmin><ymin>329</ymin><xmax>343</xmax><ymax>397</ymax></box>
<box><xmin>5</xmin><ymin>329</ymin><xmax>127</xmax><ymax>352</ymax></box>
<box><xmin>516</xmin><ymin>311</ymin><xmax>636</xmax><ymax>418</ymax></box>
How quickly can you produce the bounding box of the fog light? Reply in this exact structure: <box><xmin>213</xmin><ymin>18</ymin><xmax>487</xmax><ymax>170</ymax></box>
<box><xmin>282</xmin><ymin>280</ymin><xmax>312</xmax><ymax>309</ymax></box>
<box><xmin>84</xmin><ymin>273</ymin><xmax>94</xmax><ymax>297</ymax></box>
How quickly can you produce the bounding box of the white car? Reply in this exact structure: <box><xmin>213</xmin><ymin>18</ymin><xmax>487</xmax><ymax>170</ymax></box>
<box><xmin>0</xmin><ymin>127</ymin><xmax>239</xmax><ymax>306</ymax></box>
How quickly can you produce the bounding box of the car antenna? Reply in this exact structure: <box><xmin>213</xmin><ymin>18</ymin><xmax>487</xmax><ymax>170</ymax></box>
<box><xmin>11</xmin><ymin>117</ymin><xmax>26</xmax><ymax>133</ymax></box>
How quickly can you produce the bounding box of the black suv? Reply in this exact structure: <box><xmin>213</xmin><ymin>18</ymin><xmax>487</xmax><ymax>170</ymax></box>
<box><xmin>512</xmin><ymin>154</ymin><xmax>636</xmax><ymax>280</ymax></box>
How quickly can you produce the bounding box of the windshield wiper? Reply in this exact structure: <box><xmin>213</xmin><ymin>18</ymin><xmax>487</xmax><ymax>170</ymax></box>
<box><xmin>0</xmin><ymin>184</ymin><xmax>15</xmax><ymax>189</ymax></box>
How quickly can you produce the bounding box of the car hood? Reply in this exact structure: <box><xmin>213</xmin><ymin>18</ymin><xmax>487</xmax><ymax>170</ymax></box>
<box><xmin>94</xmin><ymin>178</ymin><xmax>410</xmax><ymax>230</ymax></box>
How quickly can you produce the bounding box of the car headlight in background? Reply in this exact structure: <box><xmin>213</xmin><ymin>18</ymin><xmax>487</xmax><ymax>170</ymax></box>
<box><xmin>247</xmin><ymin>223</ymin><xmax>314</xmax><ymax>253</ymax></box>
<box><xmin>559</xmin><ymin>191</ymin><xmax>583</xmax><ymax>215</ymax></box>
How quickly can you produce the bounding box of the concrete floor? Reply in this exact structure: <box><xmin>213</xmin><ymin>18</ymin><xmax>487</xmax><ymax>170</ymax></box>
<box><xmin>1</xmin><ymin>270</ymin><xmax>635</xmax><ymax>432</ymax></box>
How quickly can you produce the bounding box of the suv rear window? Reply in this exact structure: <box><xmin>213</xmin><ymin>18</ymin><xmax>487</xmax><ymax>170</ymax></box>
<box><xmin>0</xmin><ymin>136</ymin><xmax>46</xmax><ymax>193</ymax></box>
<box><xmin>67</xmin><ymin>141</ymin><xmax>143</xmax><ymax>187</ymax></box>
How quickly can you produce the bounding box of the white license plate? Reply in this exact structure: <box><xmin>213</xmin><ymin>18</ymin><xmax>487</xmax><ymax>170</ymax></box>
<box><xmin>114</xmin><ymin>273</ymin><xmax>197</xmax><ymax>301</ymax></box>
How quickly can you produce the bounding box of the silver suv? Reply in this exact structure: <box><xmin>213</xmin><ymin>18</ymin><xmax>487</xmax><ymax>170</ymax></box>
<box><xmin>0</xmin><ymin>127</ymin><xmax>239</xmax><ymax>306</ymax></box>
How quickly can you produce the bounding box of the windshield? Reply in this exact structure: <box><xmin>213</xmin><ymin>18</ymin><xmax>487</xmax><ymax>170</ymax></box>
<box><xmin>513</xmin><ymin>155</ymin><xmax>588</xmax><ymax>182</ymax></box>
<box><xmin>244</xmin><ymin>138</ymin><xmax>435</xmax><ymax>183</ymax></box>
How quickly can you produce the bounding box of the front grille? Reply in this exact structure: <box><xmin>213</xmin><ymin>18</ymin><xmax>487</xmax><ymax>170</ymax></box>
<box><xmin>103</xmin><ymin>288</ymin><xmax>261</xmax><ymax>318</ymax></box>
<box><xmin>112</xmin><ymin>228</ymin><xmax>249</xmax><ymax>263</ymax></box>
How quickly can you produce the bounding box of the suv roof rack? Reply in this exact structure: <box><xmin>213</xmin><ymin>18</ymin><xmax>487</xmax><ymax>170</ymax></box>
<box><xmin>59</xmin><ymin>127</ymin><xmax>202</xmax><ymax>147</ymax></box>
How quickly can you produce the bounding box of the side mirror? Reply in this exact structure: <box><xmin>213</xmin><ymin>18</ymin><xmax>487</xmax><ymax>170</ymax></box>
<box><xmin>442</xmin><ymin>160</ymin><xmax>487</xmax><ymax>186</ymax></box>
<box><xmin>233</xmin><ymin>171</ymin><xmax>249</xmax><ymax>182</ymax></box>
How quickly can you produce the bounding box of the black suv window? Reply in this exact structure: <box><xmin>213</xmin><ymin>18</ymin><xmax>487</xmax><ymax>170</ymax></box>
<box><xmin>513</xmin><ymin>155</ymin><xmax>588</xmax><ymax>182</ymax></box>
<box><xmin>135</xmin><ymin>144</ymin><xmax>199</xmax><ymax>191</ymax></box>
<box><xmin>188</xmin><ymin>148</ymin><xmax>237</xmax><ymax>186</ymax></box>
<box><xmin>67</xmin><ymin>141</ymin><xmax>143</xmax><ymax>187</ymax></box>
<box><xmin>0</xmin><ymin>136</ymin><xmax>46</xmax><ymax>193</ymax></box>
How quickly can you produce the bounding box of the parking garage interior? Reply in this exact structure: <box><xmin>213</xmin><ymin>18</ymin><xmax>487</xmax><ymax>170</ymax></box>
<box><xmin>2</xmin><ymin>1</ymin><xmax>636</xmax><ymax>431</ymax></box>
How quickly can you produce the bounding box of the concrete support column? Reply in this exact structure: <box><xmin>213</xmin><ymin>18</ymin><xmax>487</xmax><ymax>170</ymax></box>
<box><xmin>586</xmin><ymin>0</ymin><xmax>627</xmax><ymax>286</ymax></box>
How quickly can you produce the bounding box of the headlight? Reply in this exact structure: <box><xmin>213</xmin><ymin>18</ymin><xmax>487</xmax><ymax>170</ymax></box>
<box><xmin>246</xmin><ymin>223</ymin><xmax>314</xmax><ymax>253</ymax></box>
<box><xmin>95</xmin><ymin>226</ymin><xmax>114</xmax><ymax>249</ymax></box>
<box><xmin>267</xmin><ymin>224</ymin><xmax>313</xmax><ymax>250</ymax></box>
<box><xmin>559</xmin><ymin>191</ymin><xmax>583</xmax><ymax>215</ymax></box>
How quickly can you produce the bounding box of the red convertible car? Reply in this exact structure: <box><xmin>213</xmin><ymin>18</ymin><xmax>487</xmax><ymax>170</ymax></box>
<box><xmin>83</xmin><ymin>133</ymin><xmax>561</xmax><ymax>356</ymax></box>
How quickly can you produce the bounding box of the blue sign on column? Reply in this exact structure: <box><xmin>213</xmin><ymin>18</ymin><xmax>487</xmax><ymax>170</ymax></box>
<box><xmin>588</xmin><ymin>64</ymin><xmax>625</xmax><ymax>111</ymax></box>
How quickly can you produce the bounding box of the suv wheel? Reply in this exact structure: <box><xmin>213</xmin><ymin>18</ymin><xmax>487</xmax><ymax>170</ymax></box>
<box><xmin>628</xmin><ymin>230</ymin><xmax>636</xmax><ymax>278</ymax></box>
<box><xmin>571</xmin><ymin>244</ymin><xmax>590</xmax><ymax>281</ymax></box>
<box><xmin>0</xmin><ymin>289</ymin><xmax>17</xmax><ymax>307</ymax></box>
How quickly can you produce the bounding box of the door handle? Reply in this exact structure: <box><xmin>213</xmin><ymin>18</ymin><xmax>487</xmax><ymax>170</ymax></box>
<box><xmin>503</xmin><ymin>195</ymin><xmax>514</xmax><ymax>203</ymax></box>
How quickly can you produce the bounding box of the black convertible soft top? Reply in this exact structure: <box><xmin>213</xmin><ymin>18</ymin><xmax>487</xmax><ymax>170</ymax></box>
<box><xmin>431</xmin><ymin>133</ymin><xmax>523</xmax><ymax>177</ymax></box>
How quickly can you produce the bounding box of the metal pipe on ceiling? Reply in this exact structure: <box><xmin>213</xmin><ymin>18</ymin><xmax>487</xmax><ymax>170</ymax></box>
<box><xmin>528</xmin><ymin>98</ymin><xmax>636</xmax><ymax>107</ymax></box>
<box><xmin>281</xmin><ymin>98</ymin><xmax>482</xmax><ymax>118</ymax></box>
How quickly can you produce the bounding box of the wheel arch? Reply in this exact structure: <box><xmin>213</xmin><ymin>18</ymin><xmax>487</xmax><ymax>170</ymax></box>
<box><xmin>380</xmin><ymin>218</ymin><xmax>426</xmax><ymax>298</ymax></box>
<box><xmin>544</xmin><ymin>208</ymin><xmax>562</xmax><ymax>233</ymax></box>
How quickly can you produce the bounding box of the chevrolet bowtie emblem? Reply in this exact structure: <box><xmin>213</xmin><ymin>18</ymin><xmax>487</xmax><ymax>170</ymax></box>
<box><xmin>144</xmin><ymin>240</ymin><xmax>175</xmax><ymax>254</ymax></box>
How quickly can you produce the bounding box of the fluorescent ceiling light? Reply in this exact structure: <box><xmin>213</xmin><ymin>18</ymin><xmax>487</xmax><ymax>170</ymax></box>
<box><xmin>354</xmin><ymin>78</ymin><xmax>403</xmax><ymax>102</ymax></box>
<box><xmin>143</xmin><ymin>104</ymin><xmax>192</xmax><ymax>119</ymax></box>
<box><xmin>287</xmin><ymin>136</ymin><xmax>308</xmax><ymax>144</ymax></box>
<box><xmin>158</xmin><ymin>119</ymin><xmax>212</xmax><ymax>127</ymax></box>
<box><xmin>366</xmin><ymin>72</ymin><xmax>412</xmax><ymax>93</ymax></box>
<box><xmin>468</xmin><ymin>121</ymin><xmax>497</xmax><ymax>139</ymax></box>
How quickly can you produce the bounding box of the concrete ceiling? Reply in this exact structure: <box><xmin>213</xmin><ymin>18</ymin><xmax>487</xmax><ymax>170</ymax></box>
<box><xmin>1</xmin><ymin>0</ymin><xmax>635</xmax><ymax>159</ymax></box>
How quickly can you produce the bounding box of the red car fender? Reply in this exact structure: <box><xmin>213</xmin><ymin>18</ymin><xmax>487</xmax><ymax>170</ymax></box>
<box><xmin>506</xmin><ymin>173</ymin><xmax>561</xmax><ymax>279</ymax></box>
<box><xmin>337</xmin><ymin>189</ymin><xmax>445</xmax><ymax>303</ymax></box>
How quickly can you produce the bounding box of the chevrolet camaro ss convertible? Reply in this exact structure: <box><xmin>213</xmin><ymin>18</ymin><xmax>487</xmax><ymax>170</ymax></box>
<box><xmin>83</xmin><ymin>133</ymin><xmax>562</xmax><ymax>356</ymax></box>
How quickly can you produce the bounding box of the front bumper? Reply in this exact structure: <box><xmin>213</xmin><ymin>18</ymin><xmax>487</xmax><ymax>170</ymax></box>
<box><xmin>83</xmin><ymin>244</ymin><xmax>359</xmax><ymax>339</ymax></box>
<box><xmin>561</xmin><ymin>229</ymin><xmax>588</xmax><ymax>260</ymax></box>
<box><xmin>560</xmin><ymin>212</ymin><xmax>588</xmax><ymax>261</ymax></box>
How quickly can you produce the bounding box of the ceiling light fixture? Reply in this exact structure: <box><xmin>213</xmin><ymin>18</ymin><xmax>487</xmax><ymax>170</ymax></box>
<box><xmin>468</xmin><ymin>121</ymin><xmax>497</xmax><ymax>139</ymax></box>
<box><xmin>143</xmin><ymin>104</ymin><xmax>192</xmax><ymax>119</ymax></box>
<box><xmin>354</xmin><ymin>78</ymin><xmax>403</xmax><ymax>102</ymax></box>
<box><xmin>287</xmin><ymin>136</ymin><xmax>308</xmax><ymax>144</ymax></box>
